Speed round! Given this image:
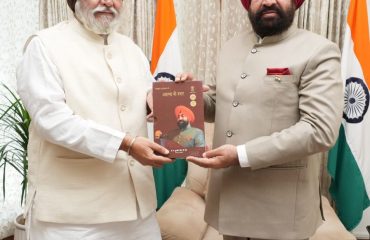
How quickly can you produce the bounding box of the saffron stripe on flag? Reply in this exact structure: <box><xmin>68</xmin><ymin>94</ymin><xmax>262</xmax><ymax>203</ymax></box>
<box><xmin>151</xmin><ymin>0</ymin><xmax>177</xmax><ymax>74</ymax></box>
<box><xmin>348</xmin><ymin>0</ymin><xmax>370</xmax><ymax>87</ymax></box>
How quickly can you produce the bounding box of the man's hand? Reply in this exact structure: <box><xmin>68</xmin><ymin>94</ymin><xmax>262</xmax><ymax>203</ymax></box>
<box><xmin>186</xmin><ymin>144</ymin><xmax>239</xmax><ymax>169</ymax></box>
<box><xmin>175</xmin><ymin>72</ymin><xmax>197</xmax><ymax>82</ymax></box>
<box><xmin>175</xmin><ymin>73</ymin><xmax>209</xmax><ymax>92</ymax></box>
<box><xmin>121</xmin><ymin>136</ymin><xmax>173</xmax><ymax>167</ymax></box>
<box><xmin>146</xmin><ymin>91</ymin><xmax>154</xmax><ymax>122</ymax></box>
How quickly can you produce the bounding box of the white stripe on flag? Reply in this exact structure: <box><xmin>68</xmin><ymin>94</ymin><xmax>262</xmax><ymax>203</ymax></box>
<box><xmin>341</xmin><ymin>27</ymin><xmax>366</xmax><ymax>82</ymax></box>
<box><xmin>153</xmin><ymin>29</ymin><xmax>183</xmax><ymax>78</ymax></box>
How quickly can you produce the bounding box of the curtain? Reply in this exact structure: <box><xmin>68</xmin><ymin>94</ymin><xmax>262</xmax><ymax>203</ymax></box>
<box><xmin>297</xmin><ymin>0</ymin><xmax>350</xmax><ymax>48</ymax></box>
<box><xmin>118</xmin><ymin>0</ymin><xmax>156</xmax><ymax>58</ymax></box>
<box><xmin>39</xmin><ymin>0</ymin><xmax>71</xmax><ymax>29</ymax></box>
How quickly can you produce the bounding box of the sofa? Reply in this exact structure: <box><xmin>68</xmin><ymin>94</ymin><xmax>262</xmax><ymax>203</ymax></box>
<box><xmin>156</xmin><ymin>162</ymin><xmax>356</xmax><ymax>240</ymax></box>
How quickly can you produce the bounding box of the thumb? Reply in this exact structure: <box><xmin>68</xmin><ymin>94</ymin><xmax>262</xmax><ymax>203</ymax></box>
<box><xmin>151</xmin><ymin>142</ymin><xmax>170</xmax><ymax>155</ymax></box>
<box><xmin>146</xmin><ymin>112</ymin><xmax>154</xmax><ymax>122</ymax></box>
<box><xmin>203</xmin><ymin>147</ymin><xmax>222</xmax><ymax>158</ymax></box>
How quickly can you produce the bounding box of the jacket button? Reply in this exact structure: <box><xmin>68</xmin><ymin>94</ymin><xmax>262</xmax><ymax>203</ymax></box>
<box><xmin>226</xmin><ymin>130</ymin><xmax>233</xmax><ymax>137</ymax></box>
<box><xmin>120</xmin><ymin>105</ymin><xmax>126</xmax><ymax>111</ymax></box>
<box><xmin>240</xmin><ymin>73</ymin><xmax>247</xmax><ymax>79</ymax></box>
<box><xmin>129</xmin><ymin>160</ymin><xmax>135</xmax><ymax>166</ymax></box>
<box><xmin>232</xmin><ymin>101</ymin><xmax>239</xmax><ymax>107</ymax></box>
<box><xmin>251</xmin><ymin>48</ymin><xmax>257</xmax><ymax>54</ymax></box>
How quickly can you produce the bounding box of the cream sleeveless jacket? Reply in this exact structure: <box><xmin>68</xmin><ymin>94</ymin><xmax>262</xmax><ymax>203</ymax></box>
<box><xmin>25</xmin><ymin>19</ymin><xmax>156</xmax><ymax>224</ymax></box>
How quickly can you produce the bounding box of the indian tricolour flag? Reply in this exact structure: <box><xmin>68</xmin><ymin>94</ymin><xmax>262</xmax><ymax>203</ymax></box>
<box><xmin>328</xmin><ymin>0</ymin><xmax>370</xmax><ymax>231</ymax></box>
<box><xmin>150</xmin><ymin>0</ymin><xmax>186</xmax><ymax>209</ymax></box>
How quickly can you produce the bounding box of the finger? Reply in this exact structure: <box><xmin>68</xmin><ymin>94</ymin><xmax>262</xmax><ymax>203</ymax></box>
<box><xmin>202</xmin><ymin>85</ymin><xmax>210</xmax><ymax>92</ymax></box>
<box><xmin>146</xmin><ymin>112</ymin><xmax>154</xmax><ymax>122</ymax></box>
<box><xmin>186</xmin><ymin>156</ymin><xmax>213</xmax><ymax>168</ymax></box>
<box><xmin>203</xmin><ymin>147</ymin><xmax>223</xmax><ymax>158</ymax></box>
<box><xmin>181</xmin><ymin>73</ymin><xmax>193</xmax><ymax>81</ymax></box>
<box><xmin>175</xmin><ymin>73</ymin><xmax>181</xmax><ymax>80</ymax></box>
<box><xmin>175</xmin><ymin>73</ymin><xmax>194</xmax><ymax>82</ymax></box>
<box><xmin>175</xmin><ymin>73</ymin><xmax>185</xmax><ymax>82</ymax></box>
<box><xmin>150</xmin><ymin>142</ymin><xmax>170</xmax><ymax>155</ymax></box>
<box><xmin>152</xmin><ymin>155</ymin><xmax>173</xmax><ymax>163</ymax></box>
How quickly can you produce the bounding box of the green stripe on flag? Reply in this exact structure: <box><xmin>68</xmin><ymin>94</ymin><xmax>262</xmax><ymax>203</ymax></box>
<box><xmin>153</xmin><ymin>159</ymin><xmax>187</xmax><ymax>209</ymax></box>
<box><xmin>328</xmin><ymin>125</ymin><xmax>370</xmax><ymax>230</ymax></box>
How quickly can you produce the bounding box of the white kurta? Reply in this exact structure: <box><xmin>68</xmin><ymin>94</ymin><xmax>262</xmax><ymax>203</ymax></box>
<box><xmin>28</xmin><ymin>206</ymin><xmax>161</xmax><ymax>240</ymax></box>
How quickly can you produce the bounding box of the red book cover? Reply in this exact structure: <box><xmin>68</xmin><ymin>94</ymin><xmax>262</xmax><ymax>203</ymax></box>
<box><xmin>152</xmin><ymin>81</ymin><xmax>205</xmax><ymax>158</ymax></box>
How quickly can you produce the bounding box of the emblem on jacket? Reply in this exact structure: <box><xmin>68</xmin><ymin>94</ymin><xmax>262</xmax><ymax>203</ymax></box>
<box><xmin>343</xmin><ymin>77</ymin><xmax>369</xmax><ymax>123</ymax></box>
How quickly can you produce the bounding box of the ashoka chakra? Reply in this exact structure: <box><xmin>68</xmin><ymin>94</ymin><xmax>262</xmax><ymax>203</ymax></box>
<box><xmin>343</xmin><ymin>77</ymin><xmax>369</xmax><ymax>123</ymax></box>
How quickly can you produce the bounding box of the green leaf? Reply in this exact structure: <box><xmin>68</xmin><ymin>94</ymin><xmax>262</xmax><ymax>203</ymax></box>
<box><xmin>0</xmin><ymin>83</ymin><xmax>29</xmax><ymax>206</ymax></box>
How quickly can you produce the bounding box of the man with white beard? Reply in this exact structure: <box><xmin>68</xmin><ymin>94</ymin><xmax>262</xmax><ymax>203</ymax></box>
<box><xmin>16</xmin><ymin>0</ymin><xmax>172</xmax><ymax>239</ymax></box>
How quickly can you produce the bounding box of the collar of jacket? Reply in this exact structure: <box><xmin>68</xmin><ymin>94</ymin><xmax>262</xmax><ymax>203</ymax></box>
<box><xmin>254</xmin><ymin>24</ymin><xmax>298</xmax><ymax>45</ymax></box>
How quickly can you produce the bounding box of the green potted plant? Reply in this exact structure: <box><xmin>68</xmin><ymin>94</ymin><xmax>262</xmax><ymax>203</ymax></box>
<box><xmin>0</xmin><ymin>83</ymin><xmax>30</xmax><ymax>240</ymax></box>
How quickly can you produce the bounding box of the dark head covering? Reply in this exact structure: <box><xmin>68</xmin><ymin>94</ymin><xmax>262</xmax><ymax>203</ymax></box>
<box><xmin>241</xmin><ymin>0</ymin><xmax>305</xmax><ymax>10</ymax></box>
<box><xmin>67</xmin><ymin>0</ymin><xmax>77</xmax><ymax>12</ymax></box>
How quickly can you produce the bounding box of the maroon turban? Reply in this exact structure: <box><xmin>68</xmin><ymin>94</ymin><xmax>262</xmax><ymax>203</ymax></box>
<box><xmin>67</xmin><ymin>0</ymin><xmax>77</xmax><ymax>12</ymax></box>
<box><xmin>241</xmin><ymin>0</ymin><xmax>305</xmax><ymax>10</ymax></box>
<box><xmin>175</xmin><ymin>105</ymin><xmax>195</xmax><ymax>123</ymax></box>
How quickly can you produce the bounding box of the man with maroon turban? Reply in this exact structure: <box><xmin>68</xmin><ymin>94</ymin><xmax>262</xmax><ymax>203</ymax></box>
<box><xmin>17</xmin><ymin>0</ymin><xmax>172</xmax><ymax>239</ymax></box>
<box><xmin>180</xmin><ymin>0</ymin><xmax>343</xmax><ymax>239</ymax></box>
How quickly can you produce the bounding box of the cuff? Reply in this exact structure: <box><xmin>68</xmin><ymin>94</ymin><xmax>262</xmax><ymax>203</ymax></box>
<box><xmin>237</xmin><ymin>145</ymin><xmax>249</xmax><ymax>168</ymax></box>
<box><xmin>103</xmin><ymin>132</ymin><xmax>126</xmax><ymax>163</ymax></box>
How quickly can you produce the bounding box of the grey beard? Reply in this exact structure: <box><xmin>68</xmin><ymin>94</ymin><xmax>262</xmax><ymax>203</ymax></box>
<box><xmin>75</xmin><ymin>1</ymin><xmax>122</xmax><ymax>35</ymax></box>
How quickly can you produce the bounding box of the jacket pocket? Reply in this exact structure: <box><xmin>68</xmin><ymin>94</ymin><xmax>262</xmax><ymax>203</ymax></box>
<box><xmin>263</xmin><ymin>75</ymin><xmax>297</xmax><ymax>88</ymax></box>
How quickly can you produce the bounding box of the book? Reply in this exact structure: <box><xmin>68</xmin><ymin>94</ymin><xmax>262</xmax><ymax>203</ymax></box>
<box><xmin>152</xmin><ymin>81</ymin><xmax>205</xmax><ymax>158</ymax></box>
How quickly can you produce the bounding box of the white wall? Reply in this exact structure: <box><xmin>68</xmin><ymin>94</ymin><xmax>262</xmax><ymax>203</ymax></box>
<box><xmin>0</xmin><ymin>0</ymin><xmax>39</xmax><ymax>238</ymax></box>
<box><xmin>0</xmin><ymin>0</ymin><xmax>39</xmax><ymax>89</ymax></box>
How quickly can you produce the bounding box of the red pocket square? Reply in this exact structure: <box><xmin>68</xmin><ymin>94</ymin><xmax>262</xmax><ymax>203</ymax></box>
<box><xmin>266</xmin><ymin>68</ymin><xmax>291</xmax><ymax>75</ymax></box>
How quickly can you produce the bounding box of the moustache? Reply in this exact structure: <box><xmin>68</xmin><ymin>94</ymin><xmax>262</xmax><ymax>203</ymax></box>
<box><xmin>255</xmin><ymin>6</ymin><xmax>283</xmax><ymax>19</ymax></box>
<box><xmin>92</xmin><ymin>5</ymin><xmax>118</xmax><ymax>17</ymax></box>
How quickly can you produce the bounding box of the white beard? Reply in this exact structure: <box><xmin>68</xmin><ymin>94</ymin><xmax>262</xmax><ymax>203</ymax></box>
<box><xmin>75</xmin><ymin>0</ymin><xmax>123</xmax><ymax>35</ymax></box>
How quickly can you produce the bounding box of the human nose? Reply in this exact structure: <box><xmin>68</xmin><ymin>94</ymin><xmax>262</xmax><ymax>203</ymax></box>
<box><xmin>101</xmin><ymin>0</ymin><xmax>113</xmax><ymax>7</ymax></box>
<box><xmin>261</xmin><ymin>0</ymin><xmax>277</xmax><ymax>6</ymax></box>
